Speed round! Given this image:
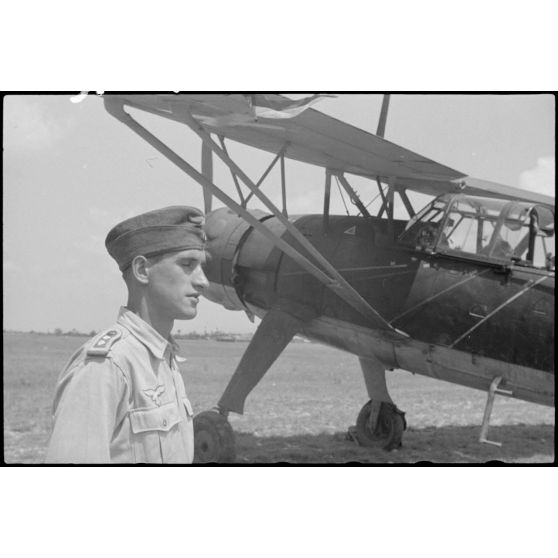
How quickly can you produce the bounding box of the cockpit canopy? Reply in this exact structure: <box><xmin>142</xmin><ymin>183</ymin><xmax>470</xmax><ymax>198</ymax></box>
<box><xmin>399</xmin><ymin>194</ymin><xmax>555</xmax><ymax>270</ymax></box>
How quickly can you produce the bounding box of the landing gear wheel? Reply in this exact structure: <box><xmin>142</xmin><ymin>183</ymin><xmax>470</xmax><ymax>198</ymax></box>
<box><xmin>193</xmin><ymin>410</ymin><xmax>236</xmax><ymax>463</ymax></box>
<box><xmin>355</xmin><ymin>401</ymin><xmax>406</xmax><ymax>451</ymax></box>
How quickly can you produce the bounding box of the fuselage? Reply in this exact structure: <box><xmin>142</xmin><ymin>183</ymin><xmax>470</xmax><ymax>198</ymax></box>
<box><xmin>203</xmin><ymin>207</ymin><xmax>555</xmax><ymax>407</ymax></box>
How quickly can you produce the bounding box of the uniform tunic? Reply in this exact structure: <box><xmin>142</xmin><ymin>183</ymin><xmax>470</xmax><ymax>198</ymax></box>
<box><xmin>45</xmin><ymin>307</ymin><xmax>194</xmax><ymax>464</ymax></box>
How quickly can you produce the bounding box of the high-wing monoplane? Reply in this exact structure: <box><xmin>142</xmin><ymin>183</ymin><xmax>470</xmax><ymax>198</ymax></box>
<box><xmin>103</xmin><ymin>94</ymin><xmax>554</xmax><ymax>462</ymax></box>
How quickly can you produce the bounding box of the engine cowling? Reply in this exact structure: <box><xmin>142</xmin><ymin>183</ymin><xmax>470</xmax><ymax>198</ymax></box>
<box><xmin>203</xmin><ymin>207</ymin><xmax>284</xmax><ymax>312</ymax></box>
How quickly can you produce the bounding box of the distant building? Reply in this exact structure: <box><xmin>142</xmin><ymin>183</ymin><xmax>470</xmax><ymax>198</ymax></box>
<box><xmin>215</xmin><ymin>335</ymin><xmax>236</xmax><ymax>342</ymax></box>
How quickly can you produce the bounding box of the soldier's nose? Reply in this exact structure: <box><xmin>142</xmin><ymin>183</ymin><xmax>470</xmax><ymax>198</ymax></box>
<box><xmin>194</xmin><ymin>267</ymin><xmax>210</xmax><ymax>290</ymax></box>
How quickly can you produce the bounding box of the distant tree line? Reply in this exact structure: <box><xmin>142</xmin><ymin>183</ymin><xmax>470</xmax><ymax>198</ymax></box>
<box><xmin>173</xmin><ymin>330</ymin><xmax>209</xmax><ymax>340</ymax></box>
<box><xmin>4</xmin><ymin>328</ymin><xmax>98</xmax><ymax>337</ymax></box>
<box><xmin>53</xmin><ymin>328</ymin><xmax>97</xmax><ymax>337</ymax></box>
<box><xmin>173</xmin><ymin>329</ymin><xmax>250</xmax><ymax>340</ymax></box>
<box><xmin>3</xmin><ymin>328</ymin><xmax>249</xmax><ymax>340</ymax></box>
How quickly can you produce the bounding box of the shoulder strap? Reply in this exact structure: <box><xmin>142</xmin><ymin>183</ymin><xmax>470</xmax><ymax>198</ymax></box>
<box><xmin>86</xmin><ymin>327</ymin><xmax>122</xmax><ymax>357</ymax></box>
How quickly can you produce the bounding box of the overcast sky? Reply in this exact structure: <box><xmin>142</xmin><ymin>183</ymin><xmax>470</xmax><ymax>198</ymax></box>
<box><xmin>3</xmin><ymin>94</ymin><xmax>555</xmax><ymax>333</ymax></box>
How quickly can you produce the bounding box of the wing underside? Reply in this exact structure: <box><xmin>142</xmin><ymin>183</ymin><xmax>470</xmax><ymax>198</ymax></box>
<box><xmin>112</xmin><ymin>93</ymin><xmax>553</xmax><ymax>206</ymax></box>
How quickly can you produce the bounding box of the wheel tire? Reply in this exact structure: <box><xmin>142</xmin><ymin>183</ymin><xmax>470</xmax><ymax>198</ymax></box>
<box><xmin>355</xmin><ymin>401</ymin><xmax>406</xmax><ymax>451</ymax></box>
<box><xmin>193</xmin><ymin>410</ymin><xmax>236</xmax><ymax>463</ymax></box>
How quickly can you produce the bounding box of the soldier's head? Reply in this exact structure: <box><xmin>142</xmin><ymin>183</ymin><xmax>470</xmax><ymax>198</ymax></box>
<box><xmin>105</xmin><ymin>206</ymin><xmax>209</xmax><ymax>321</ymax></box>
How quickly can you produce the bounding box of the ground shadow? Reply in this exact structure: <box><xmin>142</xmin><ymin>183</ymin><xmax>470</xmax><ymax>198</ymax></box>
<box><xmin>3</xmin><ymin>423</ymin><xmax>554</xmax><ymax>464</ymax></box>
<box><xmin>231</xmin><ymin>424</ymin><xmax>555</xmax><ymax>464</ymax></box>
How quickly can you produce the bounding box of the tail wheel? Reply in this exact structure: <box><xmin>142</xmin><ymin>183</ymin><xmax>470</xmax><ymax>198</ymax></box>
<box><xmin>193</xmin><ymin>410</ymin><xmax>236</xmax><ymax>463</ymax></box>
<box><xmin>356</xmin><ymin>400</ymin><xmax>406</xmax><ymax>451</ymax></box>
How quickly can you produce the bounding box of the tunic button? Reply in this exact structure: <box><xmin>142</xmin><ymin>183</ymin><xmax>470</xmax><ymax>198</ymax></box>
<box><xmin>163</xmin><ymin>419</ymin><xmax>168</xmax><ymax>427</ymax></box>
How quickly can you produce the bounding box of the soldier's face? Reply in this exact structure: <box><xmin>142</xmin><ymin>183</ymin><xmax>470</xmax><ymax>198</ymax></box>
<box><xmin>146</xmin><ymin>249</ymin><xmax>209</xmax><ymax>320</ymax></box>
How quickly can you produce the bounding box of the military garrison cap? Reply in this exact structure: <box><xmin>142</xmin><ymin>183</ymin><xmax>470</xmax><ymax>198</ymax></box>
<box><xmin>105</xmin><ymin>206</ymin><xmax>206</xmax><ymax>271</ymax></box>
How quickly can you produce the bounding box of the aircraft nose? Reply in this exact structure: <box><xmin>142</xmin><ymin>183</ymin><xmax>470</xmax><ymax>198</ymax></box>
<box><xmin>202</xmin><ymin>207</ymin><xmax>253</xmax><ymax>311</ymax></box>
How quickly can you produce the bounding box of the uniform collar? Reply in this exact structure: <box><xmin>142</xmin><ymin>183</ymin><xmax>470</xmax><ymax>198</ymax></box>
<box><xmin>117</xmin><ymin>306</ymin><xmax>178</xmax><ymax>361</ymax></box>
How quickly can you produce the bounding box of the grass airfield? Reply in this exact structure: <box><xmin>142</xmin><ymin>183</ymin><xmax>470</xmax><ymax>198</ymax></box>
<box><xmin>3</xmin><ymin>332</ymin><xmax>555</xmax><ymax>464</ymax></box>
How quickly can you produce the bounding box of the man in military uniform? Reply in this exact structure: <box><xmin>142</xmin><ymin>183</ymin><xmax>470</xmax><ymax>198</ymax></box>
<box><xmin>45</xmin><ymin>206</ymin><xmax>209</xmax><ymax>463</ymax></box>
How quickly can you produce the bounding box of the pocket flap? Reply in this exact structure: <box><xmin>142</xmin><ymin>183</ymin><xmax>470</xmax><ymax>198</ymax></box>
<box><xmin>129</xmin><ymin>402</ymin><xmax>182</xmax><ymax>433</ymax></box>
<box><xmin>183</xmin><ymin>398</ymin><xmax>194</xmax><ymax>417</ymax></box>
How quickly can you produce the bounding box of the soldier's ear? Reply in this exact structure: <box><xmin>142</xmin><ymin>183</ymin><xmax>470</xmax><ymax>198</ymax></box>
<box><xmin>130</xmin><ymin>255</ymin><xmax>150</xmax><ymax>285</ymax></box>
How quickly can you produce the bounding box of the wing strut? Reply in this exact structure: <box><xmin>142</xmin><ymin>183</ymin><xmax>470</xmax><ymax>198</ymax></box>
<box><xmin>374</xmin><ymin>95</ymin><xmax>392</xmax><ymax>220</ymax></box>
<box><xmin>323</xmin><ymin>169</ymin><xmax>332</xmax><ymax>232</ymax></box>
<box><xmin>104</xmin><ymin>97</ymin><xmax>406</xmax><ymax>337</ymax></box>
<box><xmin>201</xmin><ymin>141</ymin><xmax>213</xmax><ymax>213</ymax></box>
<box><xmin>336</xmin><ymin>173</ymin><xmax>371</xmax><ymax>218</ymax></box>
<box><xmin>217</xmin><ymin>136</ymin><xmax>245</xmax><ymax>205</ymax></box>
<box><xmin>244</xmin><ymin>142</ymin><xmax>288</xmax><ymax>206</ymax></box>
<box><xmin>398</xmin><ymin>188</ymin><xmax>416</xmax><ymax>217</ymax></box>
<box><xmin>387</xmin><ymin>177</ymin><xmax>395</xmax><ymax>237</ymax></box>
<box><xmin>376</xmin><ymin>94</ymin><xmax>391</xmax><ymax>138</ymax></box>
<box><xmin>376</xmin><ymin>178</ymin><xmax>397</xmax><ymax>236</ymax></box>
<box><xmin>280</xmin><ymin>152</ymin><xmax>287</xmax><ymax>217</ymax></box>
<box><xmin>376</xmin><ymin>180</ymin><xmax>389</xmax><ymax>217</ymax></box>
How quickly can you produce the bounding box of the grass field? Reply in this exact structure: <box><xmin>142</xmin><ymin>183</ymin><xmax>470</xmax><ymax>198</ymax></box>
<box><xmin>3</xmin><ymin>332</ymin><xmax>555</xmax><ymax>464</ymax></box>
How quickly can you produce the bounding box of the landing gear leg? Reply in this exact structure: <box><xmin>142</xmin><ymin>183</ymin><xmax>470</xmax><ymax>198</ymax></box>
<box><xmin>195</xmin><ymin>307</ymin><xmax>303</xmax><ymax>463</ymax></box>
<box><xmin>355</xmin><ymin>357</ymin><xmax>406</xmax><ymax>450</ymax></box>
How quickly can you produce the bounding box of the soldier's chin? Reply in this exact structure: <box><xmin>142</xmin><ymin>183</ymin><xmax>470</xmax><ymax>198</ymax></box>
<box><xmin>176</xmin><ymin>307</ymin><xmax>197</xmax><ymax>320</ymax></box>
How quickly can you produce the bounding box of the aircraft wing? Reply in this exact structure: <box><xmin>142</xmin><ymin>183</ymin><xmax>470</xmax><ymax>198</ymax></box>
<box><xmin>112</xmin><ymin>94</ymin><xmax>554</xmax><ymax>206</ymax></box>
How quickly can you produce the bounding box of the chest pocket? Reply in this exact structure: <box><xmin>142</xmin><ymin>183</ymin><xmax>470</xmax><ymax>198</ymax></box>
<box><xmin>129</xmin><ymin>402</ymin><xmax>184</xmax><ymax>463</ymax></box>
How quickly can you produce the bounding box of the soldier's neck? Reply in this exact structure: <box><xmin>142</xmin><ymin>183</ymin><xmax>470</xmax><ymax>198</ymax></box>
<box><xmin>126</xmin><ymin>299</ymin><xmax>173</xmax><ymax>340</ymax></box>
